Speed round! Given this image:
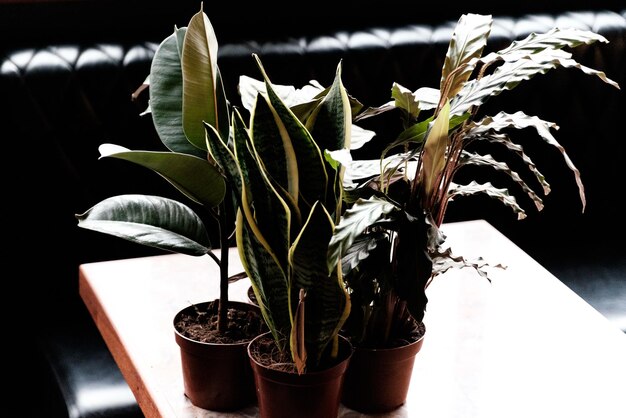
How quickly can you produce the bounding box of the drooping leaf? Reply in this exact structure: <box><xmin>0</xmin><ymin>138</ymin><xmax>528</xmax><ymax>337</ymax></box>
<box><xmin>440</xmin><ymin>13</ymin><xmax>492</xmax><ymax>98</ymax></box>
<box><xmin>98</xmin><ymin>144</ymin><xmax>225</xmax><ymax>207</ymax></box>
<box><xmin>430</xmin><ymin>244</ymin><xmax>506</xmax><ymax>282</ymax></box>
<box><xmin>76</xmin><ymin>194</ymin><xmax>210</xmax><ymax>255</ymax></box>
<box><xmin>459</xmin><ymin>151</ymin><xmax>544</xmax><ymax>211</ymax></box>
<box><xmin>481</xmin><ymin>27</ymin><xmax>612</xmax><ymax>64</ymax></box>
<box><xmin>467</xmin><ymin>131</ymin><xmax>551</xmax><ymax>195</ymax></box>
<box><xmin>448</xmin><ymin>180</ymin><xmax>527</xmax><ymax>220</ymax></box>
<box><xmin>451</xmin><ymin>49</ymin><xmax>618</xmax><ymax>117</ymax></box>
<box><xmin>470</xmin><ymin>111</ymin><xmax>585</xmax><ymax>210</ymax></box>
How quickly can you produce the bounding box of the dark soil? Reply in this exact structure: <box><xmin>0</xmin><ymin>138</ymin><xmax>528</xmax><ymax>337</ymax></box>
<box><xmin>248</xmin><ymin>334</ymin><xmax>297</xmax><ymax>372</ymax></box>
<box><xmin>174</xmin><ymin>299</ymin><xmax>266</xmax><ymax>344</ymax></box>
<box><xmin>248</xmin><ymin>333</ymin><xmax>353</xmax><ymax>373</ymax></box>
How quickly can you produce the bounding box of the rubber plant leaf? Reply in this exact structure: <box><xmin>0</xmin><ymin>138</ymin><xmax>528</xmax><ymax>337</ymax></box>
<box><xmin>181</xmin><ymin>6</ymin><xmax>224</xmax><ymax>149</ymax></box>
<box><xmin>98</xmin><ymin>144</ymin><xmax>225</xmax><ymax>208</ymax></box>
<box><xmin>149</xmin><ymin>26</ymin><xmax>205</xmax><ymax>158</ymax></box>
<box><xmin>76</xmin><ymin>194</ymin><xmax>211</xmax><ymax>256</ymax></box>
<box><xmin>440</xmin><ymin>13</ymin><xmax>492</xmax><ymax>98</ymax></box>
<box><xmin>289</xmin><ymin>201</ymin><xmax>350</xmax><ymax>368</ymax></box>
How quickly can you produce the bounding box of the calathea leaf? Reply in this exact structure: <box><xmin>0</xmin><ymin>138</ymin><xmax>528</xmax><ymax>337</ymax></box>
<box><xmin>448</xmin><ymin>180</ymin><xmax>527</xmax><ymax>220</ymax></box>
<box><xmin>440</xmin><ymin>13</ymin><xmax>492</xmax><ymax>98</ymax></box>
<box><xmin>340</xmin><ymin>231</ymin><xmax>389</xmax><ymax>276</ymax></box>
<box><xmin>76</xmin><ymin>194</ymin><xmax>211</xmax><ymax>256</ymax></box>
<box><xmin>480</xmin><ymin>27</ymin><xmax>612</xmax><ymax>64</ymax></box>
<box><xmin>459</xmin><ymin>151</ymin><xmax>544</xmax><ymax>211</ymax></box>
<box><xmin>465</xmin><ymin>130</ymin><xmax>551</xmax><ymax>195</ymax></box>
<box><xmin>420</xmin><ymin>101</ymin><xmax>451</xmax><ymax>206</ymax></box>
<box><xmin>98</xmin><ymin>144</ymin><xmax>225</xmax><ymax>208</ymax></box>
<box><xmin>328</xmin><ymin>195</ymin><xmax>398</xmax><ymax>274</ymax></box>
<box><xmin>469</xmin><ymin>110</ymin><xmax>585</xmax><ymax>211</ymax></box>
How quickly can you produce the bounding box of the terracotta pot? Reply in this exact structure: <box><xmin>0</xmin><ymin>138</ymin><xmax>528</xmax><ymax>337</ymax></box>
<box><xmin>173</xmin><ymin>300</ymin><xmax>261</xmax><ymax>411</ymax></box>
<box><xmin>341</xmin><ymin>323</ymin><xmax>426</xmax><ymax>413</ymax></box>
<box><xmin>248</xmin><ymin>332</ymin><xmax>353</xmax><ymax>418</ymax></box>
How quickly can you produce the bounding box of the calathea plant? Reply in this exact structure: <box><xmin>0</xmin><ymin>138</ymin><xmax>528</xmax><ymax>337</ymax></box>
<box><xmin>327</xmin><ymin>13</ymin><xmax>620</xmax><ymax>348</ymax></box>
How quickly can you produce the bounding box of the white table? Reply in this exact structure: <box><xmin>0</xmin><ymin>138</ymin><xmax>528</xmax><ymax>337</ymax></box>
<box><xmin>79</xmin><ymin>219</ymin><xmax>626</xmax><ymax>417</ymax></box>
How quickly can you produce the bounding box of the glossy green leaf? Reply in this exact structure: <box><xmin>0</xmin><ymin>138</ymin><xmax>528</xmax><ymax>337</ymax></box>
<box><xmin>76</xmin><ymin>194</ymin><xmax>210</xmax><ymax>255</ymax></box>
<box><xmin>99</xmin><ymin>143</ymin><xmax>225</xmax><ymax>207</ymax></box>
<box><xmin>181</xmin><ymin>7</ymin><xmax>219</xmax><ymax>150</ymax></box>
<box><xmin>149</xmin><ymin>27</ymin><xmax>205</xmax><ymax>158</ymax></box>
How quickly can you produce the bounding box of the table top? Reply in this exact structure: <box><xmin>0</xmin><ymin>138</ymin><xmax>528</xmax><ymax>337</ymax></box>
<box><xmin>79</xmin><ymin>219</ymin><xmax>626</xmax><ymax>418</ymax></box>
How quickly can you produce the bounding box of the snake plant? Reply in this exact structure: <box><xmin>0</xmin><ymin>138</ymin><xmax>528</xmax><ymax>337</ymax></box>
<box><xmin>327</xmin><ymin>13</ymin><xmax>620</xmax><ymax>347</ymax></box>
<box><xmin>205</xmin><ymin>53</ymin><xmax>352</xmax><ymax>373</ymax></box>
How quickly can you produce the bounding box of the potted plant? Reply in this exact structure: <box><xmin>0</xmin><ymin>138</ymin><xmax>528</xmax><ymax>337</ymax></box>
<box><xmin>204</xmin><ymin>51</ymin><xmax>354</xmax><ymax>417</ymax></box>
<box><xmin>75</xmin><ymin>6</ymin><xmax>267</xmax><ymax>412</ymax></box>
<box><xmin>327</xmin><ymin>12</ymin><xmax>620</xmax><ymax>413</ymax></box>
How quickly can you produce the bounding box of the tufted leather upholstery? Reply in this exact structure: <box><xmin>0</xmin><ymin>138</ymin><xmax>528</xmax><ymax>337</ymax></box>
<box><xmin>4</xmin><ymin>5</ymin><xmax>625</xmax><ymax>417</ymax></box>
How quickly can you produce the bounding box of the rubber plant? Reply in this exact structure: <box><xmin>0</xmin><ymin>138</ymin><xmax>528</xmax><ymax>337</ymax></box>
<box><xmin>327</xmin><ymin>13</ymin><xmax>620</xmax><ymax>348</ymax></box>
<box><xmin>205</xmin><ymin>52</ymin><xmax>353</xmax><ymax>374</ymax></box>
<box><xmin>76</xmin><ymin>7</ymin><xmax>242</xmax><ymax>338</ymax></box>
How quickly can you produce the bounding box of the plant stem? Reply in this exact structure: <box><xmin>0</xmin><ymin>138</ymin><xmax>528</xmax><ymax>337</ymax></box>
<box><xmin>217</xmin><ymin>199</ymin><xmax>230</xmax><ymax>333</ymax></box>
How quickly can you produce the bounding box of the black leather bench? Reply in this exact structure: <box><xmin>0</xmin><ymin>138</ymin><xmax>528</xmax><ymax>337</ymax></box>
<box><xmin>4</xmin><ymin>2</ymin><xmax>624</xmax><ymax>416</ymax></box>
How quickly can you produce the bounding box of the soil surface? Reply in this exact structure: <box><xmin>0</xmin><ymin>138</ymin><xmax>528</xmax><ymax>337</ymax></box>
<box><xmin>174</xmin><ymin>300</ymin><xmax>266</xmax><ymax>344</ymax></box>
